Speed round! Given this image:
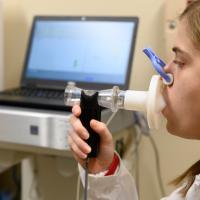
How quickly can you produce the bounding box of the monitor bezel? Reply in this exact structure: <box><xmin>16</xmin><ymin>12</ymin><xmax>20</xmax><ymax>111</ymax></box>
<box><xmin>21</xmin><ymin>16</ymin><xmax>139</xmax><ymax>90</ymax></box>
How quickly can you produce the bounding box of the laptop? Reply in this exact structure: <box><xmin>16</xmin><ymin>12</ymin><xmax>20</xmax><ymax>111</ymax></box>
<box><xmin>0</xmin><ymin>16</ymin><xmax>139</xmax><ymax>111</ymax></box>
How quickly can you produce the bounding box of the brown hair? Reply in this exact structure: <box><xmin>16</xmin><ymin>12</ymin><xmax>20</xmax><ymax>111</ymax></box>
<box><xmin>171</xmin><ymin>160</ymin><xmax>200</xmax><ymax>197</ymax></box>
<box><xmin>180</xmin><ymin>0</ymin><xmax>200</xmax><ymax>50</ymax></box>
<box><xmin>171</xmin><ymin>0</ymin><xmax>200</xmax><ymax>196</ymax></box>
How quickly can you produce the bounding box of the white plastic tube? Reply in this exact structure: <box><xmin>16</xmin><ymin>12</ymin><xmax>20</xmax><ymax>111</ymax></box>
<box><xmin>124</xmin><ymin>91</ymin><xmax>147</xmax><ymax>112</ymax></box>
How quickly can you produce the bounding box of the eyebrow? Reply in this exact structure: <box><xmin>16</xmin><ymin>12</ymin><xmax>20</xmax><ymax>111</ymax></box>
<box><xmin>172</xmin><ymin>47</ymin><xmax>185</xmax><ymax>54</ymax></box>
<box><xmin>172</xmin><ymin>46</ymin><xmax>191</xmax><ymax>59</ymax></box>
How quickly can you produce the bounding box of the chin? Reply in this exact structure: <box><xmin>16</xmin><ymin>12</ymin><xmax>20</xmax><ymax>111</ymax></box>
<box><xmin>166</xmin><ymin>123</ymin><xmax>196</xmax><ymax>139</ymax></box>
<box><xmin>166</xmin><ymin>123</ymin><xmax>175</xmax><ymax>135</ymax></box>
<box><xmin>166</xmin><ymin>122</ymin><xmax>182</xmax><ymax>137</ymax></box>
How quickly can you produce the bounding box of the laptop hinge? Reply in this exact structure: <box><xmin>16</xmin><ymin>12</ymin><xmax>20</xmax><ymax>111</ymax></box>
<box><xmin>22</xmin><ymin>83</ymin><xmax>36</xmax><ymax>89</ymax></box>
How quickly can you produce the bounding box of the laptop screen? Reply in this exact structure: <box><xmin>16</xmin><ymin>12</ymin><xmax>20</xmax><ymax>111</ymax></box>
<box><xmin>22</xmin><ymin>16</ymin><xmax>139</xmax><ymax>90</ymax></box>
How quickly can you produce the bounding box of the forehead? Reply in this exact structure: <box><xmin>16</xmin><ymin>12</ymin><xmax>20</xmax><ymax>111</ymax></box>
<box><xmin>175</xmin><ymin>20</ymin><xmax>196</xmax><ymax>54</ymax></box>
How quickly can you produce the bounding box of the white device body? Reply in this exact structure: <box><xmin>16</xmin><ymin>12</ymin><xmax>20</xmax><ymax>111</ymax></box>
<box><xmin>0</xmin><ymin>107</ymin><xmax>71</xmax><ymax>150</ymax></box>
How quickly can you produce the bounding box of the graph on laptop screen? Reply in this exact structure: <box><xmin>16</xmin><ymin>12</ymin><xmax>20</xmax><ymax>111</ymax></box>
<box><xmin>23</xmin><ymin>16</ymin><xmax>139</xmax><ymax>90</ymax></box>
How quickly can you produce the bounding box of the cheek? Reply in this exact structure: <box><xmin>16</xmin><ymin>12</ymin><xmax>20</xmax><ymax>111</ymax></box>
<box><xmin>167</xmin><ymin>69</ymin><xmax>200</xmax><ymax>113</ymax></box>
<box><xmin>166</xmin><ymin>80</ymin><xmax>184</xmax><ymax>112</ymax></box>
<box><xmin>165</xmin><ymin>77</ymin><xmax>200</xmax><ymax>138</ymax></box>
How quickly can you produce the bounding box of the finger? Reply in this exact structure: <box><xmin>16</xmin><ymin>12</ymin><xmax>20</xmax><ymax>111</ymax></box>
<box><xmin>68</xmin><ymin>129</ymin><xmax>91</xmax><ymax>154</ymax></box>
<box><xmin>90</xmin><ymin>120</ymin><xmax>112</xmax><ymax>143</ymax></box>
<box><xmin>72</xmin><ymin>105</ymin><xmax>81</xmax><ymax>117</ymax></box>
<box><xmin>69</xmin><ymin>116</ymin><xmax>89</xmax><ymax>140</ymax></box>
<box><xmin>67</xmin><ymin>134</ymin><xmax>87</xmax><ymax>159</ymax></box>
<box><xmin>70</xmin><ymin>147</ymin><xmax>85</xmax><ymax>166</ymax></box>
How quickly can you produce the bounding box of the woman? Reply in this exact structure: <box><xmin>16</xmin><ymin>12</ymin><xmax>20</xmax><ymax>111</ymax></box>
<box><xmin>68</xmin><ymin>0</ymin><xmax>200</xmax><ymax>199</ymax></box>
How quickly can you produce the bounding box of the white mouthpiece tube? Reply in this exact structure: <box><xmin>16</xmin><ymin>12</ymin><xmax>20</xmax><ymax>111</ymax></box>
<box><xmin>124</xmin><ymin>91</ymin><xmax>147</xmax><ymax>112</ymax></box>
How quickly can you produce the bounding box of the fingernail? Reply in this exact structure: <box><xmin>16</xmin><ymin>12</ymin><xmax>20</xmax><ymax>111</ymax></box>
<box><xmin>91</xmin><ymin>119</ymin><xmax>97</xmax><ymax>127</ymax></box>
<box><xmin>82</xmin><ymin>154</ymin><xmax>87</xmax><ymax>159</ymax></box>
<box><xmin>84</xmin><ymin>132</ymin><xmax>89</xmax><ymax>139</ymax></box>
<box><xmin>87</xmin><ymin>146</ymin><xmax>91</xmax><ymax>153</ymax></box>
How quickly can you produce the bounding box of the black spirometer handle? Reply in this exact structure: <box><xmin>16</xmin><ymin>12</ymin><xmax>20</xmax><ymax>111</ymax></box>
<box><xmin>80</xmin><ymin>91</ymin><xmax>101</xmax><ymax>158</ymax></box>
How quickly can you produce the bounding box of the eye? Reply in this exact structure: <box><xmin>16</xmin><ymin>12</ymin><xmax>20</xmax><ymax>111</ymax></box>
<box><xmin>173</xmin><ymin>60</ymin><xmax>185</xmax><ymax>68</ymax></box>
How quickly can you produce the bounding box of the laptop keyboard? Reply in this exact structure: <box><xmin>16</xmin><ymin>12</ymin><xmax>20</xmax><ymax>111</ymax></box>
<box><xmin>2</xmin><ymin>88</ymin><xmax>64</xmax><ymax>100</ymax></box>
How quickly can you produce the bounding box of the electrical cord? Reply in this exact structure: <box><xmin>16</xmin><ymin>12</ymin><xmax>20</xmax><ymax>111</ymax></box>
<box><xmin>148</xmin><ymin>134</ymin><xmax>166</xmax><ymax>197</ymax></box>
<box><xmin>76</xmin><ymin>175</ymin><xmax>81</xmax><ymax>200</ymax></box>
<box><xmin>84</xmin><ymin>158</ymin><xmax>89</xmax><ymax>200</ymax></box>
<box><xmin>134</xmin><ymin>125</ymin><xmax>142</xmax><ymax>194</ymax></box>
<box><xmin>106</xmin><ymin>111</ymin><xmax>118</xmax><ymax>126</ymax></box>
<box><xmin>131</xmin><ymin>126</ymin><xmax>142</xmax><ymax>159</ymax></box>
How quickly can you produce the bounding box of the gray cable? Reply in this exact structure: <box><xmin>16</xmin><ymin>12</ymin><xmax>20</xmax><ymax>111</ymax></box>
<box><xmin>106</xmin><ymin>111</ymin><xmax>118</xmax><ymax>126</ymax></box>
<box><xmin>134</xmin><ymin>126</ymin><xmax>142</xmax><ymax>195</ymax></box>
<box><xmin>148</xmin><ymin>134</ymin><xmax>166</xmax><ymax>197</ymax></box>
<box><xmin>84</xmin><ymin>158</ymin><xmax>89</xmax><ymax>200</ymax></box>
<box><xmin>76</xmin><ymin>174</ymin><xmax>80</xmax><ymax>200</ymax></box>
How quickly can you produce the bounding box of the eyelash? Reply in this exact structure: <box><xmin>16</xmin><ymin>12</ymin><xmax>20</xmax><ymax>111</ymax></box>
<box><xmin>173</xmin><ymin>60</ymin><xmax>184</xmax><ymax>67</ymax></box>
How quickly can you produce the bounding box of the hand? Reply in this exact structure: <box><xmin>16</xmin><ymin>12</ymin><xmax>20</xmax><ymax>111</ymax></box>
<box><xmin>68</xmin><ymin>105</ymin><xmax>115</xmax><ymax>174</ymax></box>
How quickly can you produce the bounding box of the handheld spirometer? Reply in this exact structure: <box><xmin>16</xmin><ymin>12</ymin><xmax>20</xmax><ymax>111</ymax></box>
<box><xmin>64</xmin><ymin>48</ymin><xmax>173</xmax><ymax>158</ymax></box>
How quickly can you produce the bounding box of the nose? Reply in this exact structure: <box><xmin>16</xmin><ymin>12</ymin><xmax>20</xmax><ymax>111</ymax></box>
<box><xmin>163</xmin><ymin>62</ymin><xmax>171</xmax><ymax>73</ymax></box>
<box><xmin>164</xmin><ymin>61</ymin><xmax>176</xmax><ymax>75</ymax></box>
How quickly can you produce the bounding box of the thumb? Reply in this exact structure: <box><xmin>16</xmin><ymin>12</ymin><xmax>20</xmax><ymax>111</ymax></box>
<box><xmin>90</xmin><ymin>120</ymin><xmax>112</xmax><ymax>143</ymax></box>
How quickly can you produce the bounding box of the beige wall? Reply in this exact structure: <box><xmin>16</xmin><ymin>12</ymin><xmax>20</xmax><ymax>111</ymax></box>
<box><xmin>2</xmin><ymin>0</ymin><xmax>200</xmax><ymax>200</ymax></box>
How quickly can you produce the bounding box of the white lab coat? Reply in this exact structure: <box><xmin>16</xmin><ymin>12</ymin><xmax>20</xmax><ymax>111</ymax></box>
<box><xmin>79</xmin><ymin>158</ymin><xmax>200</xmax><ymax>200</ymax></box>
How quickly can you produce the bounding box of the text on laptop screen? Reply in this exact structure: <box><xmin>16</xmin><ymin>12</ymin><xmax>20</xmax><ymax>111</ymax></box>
<box><xmin>25</xmin><ymin>18</ymin><xmax>137</xmax><ymax>86</ymax></box>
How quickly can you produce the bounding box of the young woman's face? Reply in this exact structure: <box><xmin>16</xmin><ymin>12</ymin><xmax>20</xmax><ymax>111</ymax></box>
<box><xmin>162</xmin><ymin>19</ymin><xmax>200</xmax><ymax>139</ymax></box>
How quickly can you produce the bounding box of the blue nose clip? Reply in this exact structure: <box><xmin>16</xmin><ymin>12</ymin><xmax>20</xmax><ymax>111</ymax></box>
<box><xmin>143</xmin><ymin>47</ymin><xmax>173</xmax><ymax>85</ymax></box>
